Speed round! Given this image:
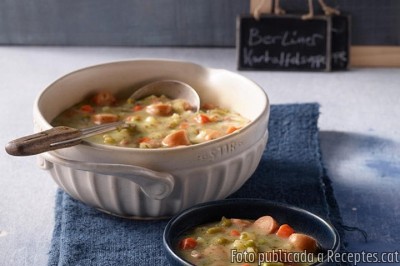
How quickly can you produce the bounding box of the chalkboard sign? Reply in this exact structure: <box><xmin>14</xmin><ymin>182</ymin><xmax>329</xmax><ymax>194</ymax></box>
<box><xmin>331</xmin><ymin>15</ymin><xmax>351</xmax><ymax>70</ymax></box>
<box><xmin>237</xmin><ymin>15</ymin><xmax>332</xmax><ymax>71</ymax></box>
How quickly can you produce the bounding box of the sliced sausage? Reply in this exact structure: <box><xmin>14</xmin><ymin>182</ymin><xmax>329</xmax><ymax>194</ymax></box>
<box><xmin>92</xmin><ymin>91</ymin><xmax>116</xmax><ymax>106</ymax></box>
<box><xmin>161</xmin><ymin>130</ymin><xmax>191</xmax><ymax>147</ymax></box>
<box><xmin>252</xmin><ymin>215</ymin><xmax>279</xmax><ymax>234</ymax></box>
<box><xmin>288</xmin><ymin>233</ymin><xmax>318</xmax><ymax>253</ymax></box>
<box><xmin>92</xmin><ymin>113</ymin><xmax>119</xmax><ymax>125</ymax></box>
<box><xmin>146</xmin><ymin>103</ymin><xmax>173</xmax><ymax>116</ymax></box>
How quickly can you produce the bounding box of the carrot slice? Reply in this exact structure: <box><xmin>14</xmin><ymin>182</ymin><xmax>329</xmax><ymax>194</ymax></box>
<box><xmin>230</xmin><ymin>229</ymin><xmax>241</xmax><ymax>237</ymax></box>
<box><xmin>179</xmin><ymin>237</ymin><xmax>197</xmax><ymax>250</ymax></box>
<box><xmin>80</xmin><ymin>104</ymin><xmax>94</xmax><ymax>113</ymax></box>
<box><xmin>133</xmin><ymin>105</ymin><xmax>143</xmax><ymax>111</ymax></box>
<box><xmin>195</xmin><ymin>114</ymin><xmax>211</xmax><ymax>124</ymax></box>
<box><xmin>138</xmin><ymin>137</ymin><xmax>151</xmax><ymax>143</ymax></box>
<box><xmin>276</xmin><ymin>224</ymin><xmax>295</xmax><ymax>238</ymax></box>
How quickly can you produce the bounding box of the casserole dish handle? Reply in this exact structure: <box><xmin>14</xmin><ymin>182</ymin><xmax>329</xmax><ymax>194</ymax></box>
<box><xmin>38</xmin><ymin>152</ymin><xmax>174</xmax><ymax>200</ymax></box>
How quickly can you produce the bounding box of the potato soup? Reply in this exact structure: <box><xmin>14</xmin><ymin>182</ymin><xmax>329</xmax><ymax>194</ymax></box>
<box><xmin>176</xmin><ymin>216</ymin><xmax>320</xmax><ymax>266</ymax></box>
<box><xmin>52</xmin><ymin>91</ymin><xmax>250</xmax><ymax>148</ymax></box>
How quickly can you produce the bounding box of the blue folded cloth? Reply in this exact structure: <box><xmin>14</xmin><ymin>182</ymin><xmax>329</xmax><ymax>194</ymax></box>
<box><xmin>48</xmin><ymin>103</ymin><xmax>343</xmax><ymax>266</ymax></box>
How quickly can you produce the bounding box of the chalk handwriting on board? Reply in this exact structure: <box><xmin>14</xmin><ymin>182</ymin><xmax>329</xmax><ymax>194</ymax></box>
<box><xmin>332</xmin><ymin>51</ymin><xmax>347</xmax><ymax>65</ymax></box>
<box><xmin>244</xmin><ymin>28</ymin><xmax>327</xmax><ymax>68</ymax></box>
<box><xmin>243</xmin><ymin>48</ymin><xmax>327</xmax><ymax>69</ymax></box>
<box><xmin>237</xmin><ymin>15</ymin><xmax>332</xmax><ymax>71</ymax></box>
<box><xmin>248</xmin><ymin>28</ymin><xmax>325</xmax><ymax>48</ymax></box>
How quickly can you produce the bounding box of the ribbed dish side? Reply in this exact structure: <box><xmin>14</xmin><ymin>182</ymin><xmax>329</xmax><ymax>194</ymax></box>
<box><xmin>46</xmin><ymin>132</ymin><xmax>268</xmax><ymax>218</ymax></box>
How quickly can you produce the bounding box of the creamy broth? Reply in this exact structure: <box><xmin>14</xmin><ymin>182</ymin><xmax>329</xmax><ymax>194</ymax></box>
<box><xmin>52</xmin><ymin>91</ymin><xmax>250</xmax><ymax>148</ymax></box>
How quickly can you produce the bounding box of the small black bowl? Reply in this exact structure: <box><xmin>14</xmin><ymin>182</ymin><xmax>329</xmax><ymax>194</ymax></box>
<box><xmin>163</xmin><ymin>198</ymin><xmax>340</xmax><ymax>266</ymax></box>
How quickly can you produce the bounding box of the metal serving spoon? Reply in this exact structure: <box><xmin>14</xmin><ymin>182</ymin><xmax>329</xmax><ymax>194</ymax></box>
<box><xmin>5</xmin><ymin>80</ymin><xmax>200</xmax><ymax>156</ymax></box>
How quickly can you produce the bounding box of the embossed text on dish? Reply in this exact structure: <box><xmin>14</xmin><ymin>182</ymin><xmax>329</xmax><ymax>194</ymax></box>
<box><xmin>197</xmin><ymin>141</ymin><xmax>243</xmax><ymax>162</ymax></box>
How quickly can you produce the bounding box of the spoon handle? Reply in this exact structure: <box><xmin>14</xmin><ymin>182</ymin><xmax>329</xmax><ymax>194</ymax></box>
<box><xmin>5</xmin><ymin>126</ymin><xmax>82</xmax><ymax>156</ymax></box>
<box><xmin>6</xmin><ymin>121</ymin><xmax>126</xmax><ymax>156</ymax></box>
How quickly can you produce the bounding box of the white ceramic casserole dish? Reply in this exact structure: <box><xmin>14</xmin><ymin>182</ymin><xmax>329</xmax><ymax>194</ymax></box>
<box><xmin>34</xmin><ymin>59</ymin><xmax>270</xmax><ymax>219</ymax></box>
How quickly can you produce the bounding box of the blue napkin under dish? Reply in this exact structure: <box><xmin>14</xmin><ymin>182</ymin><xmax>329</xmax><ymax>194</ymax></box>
<box><xmin>48</xmin><ymin>103</ymin><xmax>344</xmax><ymax>266</ymax></box>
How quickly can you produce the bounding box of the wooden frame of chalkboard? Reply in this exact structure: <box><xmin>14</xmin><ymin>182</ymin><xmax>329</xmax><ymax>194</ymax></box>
<box><xmin>236</xmin><ymin>15</ymin><xmax>332</xmax><ymax>71</ymax></box>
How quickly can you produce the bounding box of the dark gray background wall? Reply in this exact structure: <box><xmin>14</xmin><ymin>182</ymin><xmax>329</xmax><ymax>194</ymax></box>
<box><xmin>0</xmin><ymin>0</ymin><xmax>399</xmax><ymax>46</ymax></box>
